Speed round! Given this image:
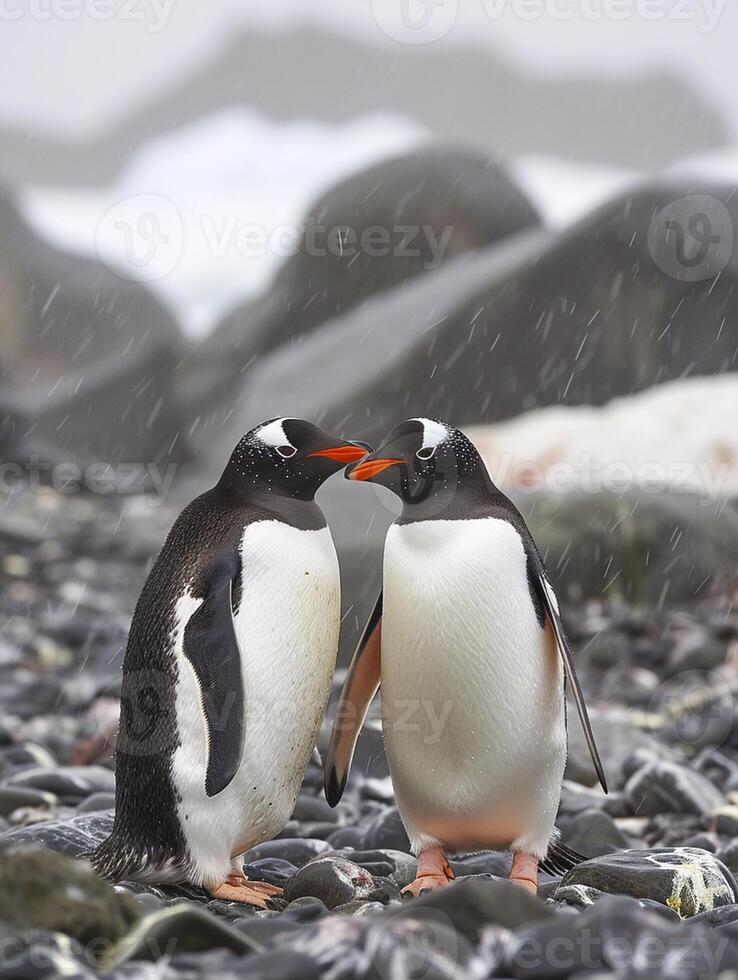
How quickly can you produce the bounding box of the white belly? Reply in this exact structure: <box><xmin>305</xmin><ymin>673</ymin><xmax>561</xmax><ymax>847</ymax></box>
<box><xmin>171</xmin><ymin>521</ymin><xmax>340</xmax><ymax>884</ymax></box>
<box><xmin>381</xmin><ymin>518</ymin><xmax>566</xmax><ymax>856</ymax></box>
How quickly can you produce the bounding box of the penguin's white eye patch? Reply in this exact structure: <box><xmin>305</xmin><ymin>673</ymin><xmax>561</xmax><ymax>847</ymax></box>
<box><xmin>416</xmin><ymin>447</ymin><xmax>435</xmax><ymax>461</ymax></box>
<box><xmin>276</xmin><ymin>445</ymin><xmax>296</xmax><ymax>459</ymax></box>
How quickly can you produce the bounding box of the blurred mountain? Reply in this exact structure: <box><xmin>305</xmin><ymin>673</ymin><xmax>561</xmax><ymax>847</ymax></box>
<box><xmin>0</xmin><ymin>27</ymin><xmax>728</xmax><ymax>188</ymax></box>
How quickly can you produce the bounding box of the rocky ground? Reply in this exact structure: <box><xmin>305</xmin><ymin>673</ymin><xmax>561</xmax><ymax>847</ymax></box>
<box><xmin>1</xmin><ymin>485</ymin><xmax>738</xmax><ymax>978</ymax></box>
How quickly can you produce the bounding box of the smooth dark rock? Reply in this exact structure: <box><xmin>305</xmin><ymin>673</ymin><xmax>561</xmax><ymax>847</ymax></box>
<box><xmin>99</xmin><ymin>903</ymin><xmax>262</xmax><ymax>969</ymax></box>
<box><xmin>365</xmin><ymin>913</ymin><xmax>484</xmax><ymax>980</ymax></box>
<box><xmin>690</xmin><ymin>903</ymin><xmax>738</xmax><ymax>928</ymax></box>
<box><xmin>329</xmin><ymin>848</ymin><xmax>416</xmax><ymax>882</ymax></box>
<box><xmin>0</xmin><ymin>931</ymin><xmax>95</xmax><ymax>980</ymax></box>
<box><xmin>694</xmin><ymin>749</ymin><xmax>738</xmax><ymax>789</ymax></box>
<box><xmin>450</xmin><ymin>851</ymin><xmax>511</xmax><ymax>879</ymax></box>
<box><xmin>0</xmin><ymin>845</ymin><xmax>137</xmax><ymax>944</ymax></box>
<box><xmin>715</xmin><ymin>807</ymin><xmax>738</xmax><ymax>837</ymax></box>
<box><xmin>283</xmin><ymin>856</ymin><xmax>377</xmax><ymax>910</ymax></box>
<box><xmin>171</xmin><ymin>949</ymin><xmax>321</xmax><ymax>980</ymax></box>
<box><xmin>506</xmin><ymin>896</ymin><xmax>692</xmax><ymax>978</ymax></box>
<box><xmin>0</xmin><ymin>786</ymin><xmax>56</xmax><ymax>817</ymax></box>
<box><xmin>242</xmin><ymin>838</ymin><xmax>331</xmax><ymax>869</ymax></box>
<box><xmin>362</xmin><ymin>808</ymin><xmax>411</xmax><ymax>852</ymax></box>
<box><xmin>290</xmin><ymin>794</ymin><xmax>339</xmax><ymax>824</ymax></box>
<box><xmin>386</xmin><ymin>877</ymin><xmax>554</xmax><ymax>942</ymax></box>
<box><xmin>625</xmin><ymin>761</ymin><xmax>724</xmax><ymax>817</ymax></box>
<box><xmin>75</xmin><ymin>792</ymin><xmax>117</xmax><ymax>814</ymax></box>
<box><xmin>718</xmin><ymin>840</ymin><xmax>738</xmax><ymax>876</ymax></box>
<box><xmin>0</xmin><ymin>809</ymin><xmax>113</xmax><ymax>857</ymax></box>
<box><xmin>325</xmin><ymin>826</ymin><xmax>366</xmax><ymax>850</ymax></box>
<box><xmin>563</xmin><ymin>810</ymin><xmax>633</xmax><ymax>857</ymax></box>
<box><xmin>3</xmin><ymin>765</ymin><xmax>115</xmax><ymax>801</ymax></box>
<box><xmin>582</xmin><ymin>630</ymin><xmax>633</xmax><ymax>670</ymax></box>
<box><xmin>557</xmin><ymin>847</ymin><xmax>737</xmax><ymax>918</ymax></box>
<box><xmin>667</xmin><ymin>631</ymin><xmax>727</xmax><ymax>674</ymax></box>
<box><xmin>241</xmin><ymin>859</ymin><xmax>298</xmax><ymax>888</ymax></box>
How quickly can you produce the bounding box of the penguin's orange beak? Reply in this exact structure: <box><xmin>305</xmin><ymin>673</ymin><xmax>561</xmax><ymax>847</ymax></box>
<box><xmin>348</xmin><ymin>458</ymin><xmax>404</xmax><ymax>481</ymax></box>
<box><xmin>308</xmin><ymin>445</ymin><xmax>368</xmax><ymax>463</ymax></box>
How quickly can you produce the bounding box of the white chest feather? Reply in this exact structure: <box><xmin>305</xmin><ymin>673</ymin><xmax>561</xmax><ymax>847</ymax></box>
<box><xmin>171</xmin><ymin>521</ymin><xmax>340</xmax><ymax>882</ymax></box>
<box><xmin>381</xmin><ymin>518</ymin><xmax>566</xmax><ymax>854</ymax></box>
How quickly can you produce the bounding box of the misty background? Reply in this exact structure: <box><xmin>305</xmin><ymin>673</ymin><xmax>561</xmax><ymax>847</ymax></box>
<box><xmin>1</xmin><ymin>0</ymin><xmax>737</xmax><ymax>645</ymax></box>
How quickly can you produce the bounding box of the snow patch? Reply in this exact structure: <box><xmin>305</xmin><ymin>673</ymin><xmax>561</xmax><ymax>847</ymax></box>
<box><xmin>466</xmin><ymin>376</ymin><xmax>738</xmax><ymax>500</ymax></box>
<box><xmin>18</xmin><ymin>109</ymin><xmax>426</xmax><ymax>339</ymax></box>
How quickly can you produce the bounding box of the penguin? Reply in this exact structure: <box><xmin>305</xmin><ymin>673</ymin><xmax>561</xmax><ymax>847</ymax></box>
<box><xmin>92</xmin><ymin>418</ymin><xmax>368</xmax><ymax>906</ymax></box>
<box><xmin>324</xmin><ymin>418</ymin><xmax>606</xmax><ymax>896</ymax></box>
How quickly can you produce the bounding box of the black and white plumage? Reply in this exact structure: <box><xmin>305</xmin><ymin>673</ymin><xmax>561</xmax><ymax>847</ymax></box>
<box><xmin>324</xmin><ymin>418</ymin><xmax>605</xmax><ymax>894</ymax></box>
<box><xmin>92</xmin><ymin>418</ymin><xmax>367</xmax><ymax>900</ymax></box>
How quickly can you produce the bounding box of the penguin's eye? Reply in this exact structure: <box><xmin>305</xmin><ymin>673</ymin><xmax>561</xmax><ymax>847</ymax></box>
<box><xmin>276</xmin><ymin>445</ymin><xmax>296</xmax><ymax>459</ymax></box>
<box><xmin>416</xmin><ymin>447</ymin><xmax>435</xmax><ymax>461</ymax></box>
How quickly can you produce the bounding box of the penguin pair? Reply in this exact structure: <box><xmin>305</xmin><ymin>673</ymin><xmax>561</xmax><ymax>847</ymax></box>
<box><xmin>93</xmin><ymin>415</ymin><xmax>605</xmax><ymax>904</ymax></box>
<box><xmin>324</xmin><ymin>417</ymin><xmax>607</xmax><ymax>896</ymax></box>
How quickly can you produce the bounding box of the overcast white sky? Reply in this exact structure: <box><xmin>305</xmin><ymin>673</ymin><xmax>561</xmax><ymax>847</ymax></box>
<box><xmin>0</xmin><ymin>0</ymin><xmax>736</xmax><ymax>137</ymax></box>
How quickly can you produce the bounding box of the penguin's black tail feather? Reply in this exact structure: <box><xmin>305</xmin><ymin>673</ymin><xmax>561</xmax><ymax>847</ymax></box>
<box><xmin>539</xmin><ymin>840</ymin><xmax>590</xmax><ymax>877</ymax></box>
<box><xmin>90</xmin><ymin>833</ymin><xmax>188</xmax><ymax>886</ymax></box>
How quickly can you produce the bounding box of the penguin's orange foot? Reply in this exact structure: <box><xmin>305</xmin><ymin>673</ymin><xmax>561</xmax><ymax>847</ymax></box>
<box><xmin>402</xmin><ymin>846</ymin><xmax>455</xmax><ymax>897</ymax></box>
<box><xmin>402</xmin><ymin>873</ymin><xmax>452</xmax><ymax>896</ymax></box>
<box><xmin>508</xmin><ymin>850</ymin><xmax>538</xmax><ymax>896</ymax></box>
<box><xmin>208</xmin><ymin>876</ymin><xmax>283</xmax><ymax>907</ymax></box>
<box><xmin>225</xmin><ymin>872</ymin><xmax>282</xmax><ymax>895</ymax></box>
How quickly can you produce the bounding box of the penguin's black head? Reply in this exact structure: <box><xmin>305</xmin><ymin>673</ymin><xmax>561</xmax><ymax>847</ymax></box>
<box><xmin>220</xmin><ymin>418</ymin><xmax>370</xmax><ymax>500</ymax></box>
<box><xmin>346</xmin><ymin>418</ymin><xmax>488</xmax><ymax>513</ymax></box>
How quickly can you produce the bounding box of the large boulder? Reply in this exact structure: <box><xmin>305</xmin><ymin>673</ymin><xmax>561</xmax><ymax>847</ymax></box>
<box><xmin>195</xmin><ymin>146</ymin><xmax>539</xmax><ymax>406</ymax></box>
<box><xmin>0</xmin><ymin>188</ymin><xmax>188</xmax><ymax>467</ymax></box>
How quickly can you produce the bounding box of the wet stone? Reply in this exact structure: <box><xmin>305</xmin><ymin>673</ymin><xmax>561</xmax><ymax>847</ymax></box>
<box><xmin>556</xmin><ymin>847</ymin><xmax>737</xmax><ymax>918</ymax></box>
<box><xmin>282</xmin><ymin>856</ymin><xmax>379</xmax><ymax>910</ymax></box>
<box><xmin>625</xmin><ymin>760</ymin><xmax>724</xmax><ymax>817</ymax></box>
<box><xmin>0</xmin><ymin>845</ymin><xmax>138</xmax><ymax>944</ymax></box>
<box><xmin>3</xmin><ymin>765</ymin><xmax>115</xmax><ymax>802</ymax></box>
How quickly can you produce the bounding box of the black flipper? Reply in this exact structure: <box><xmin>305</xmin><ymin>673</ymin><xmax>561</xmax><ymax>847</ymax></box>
<box><xmin>324</xmin><ymin>591</ymin><xmax>383</xmax><ymax>806</ymax></box>
<box><xmin>539</xmin><ymin>839</ymin><xmax>590</xmax><ymax>877</ymax></box>
<box><xmin>183</xmin><ymin>550</ymin><xmax>244</xmax><ymax>797</ymax></box>
<box><xmin>530</xmin><ymin>562</ymin><xmax>608</xmax><ymax>794</ymax></box>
